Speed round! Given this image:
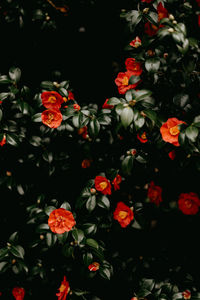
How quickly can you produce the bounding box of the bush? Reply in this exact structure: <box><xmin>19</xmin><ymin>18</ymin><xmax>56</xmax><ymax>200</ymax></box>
<box><xmin>0</xmin><ymin>0</ymin><xmax>200</xmax><ymax>299</ymax></box>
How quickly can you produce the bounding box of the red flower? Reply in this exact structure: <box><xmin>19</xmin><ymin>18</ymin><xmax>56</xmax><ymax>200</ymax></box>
<box><xmin>125</xmin><ymin>58</ymin><xmax>143</xmax><ymax>76</ymax></box>
<box><xmin>168</xmin><ymin>150</ymin><xmax>175</xmax><ymax>160</ymax></box>
<box><xmin>41</xmin><ymin>91</ymin><xmax>64</xmax><ymax>109</ymax></box>
<box><xmin>130</xmin><ymin>36</ymin><xmax>142</xmax><ymax>48</ymax></box>
<box><xmin>141</xmin><ymin>0</ymin><xmax>153</xmax><ymax>2</ymax></box>
<box><xmin>147</xmin><ymin>181</ymin><xmax>162</xmax><ymax>206</ymax></box>
<box><xmin>48</xmin><ymin>208</ymin><xmax>76</xmax><ymax>234</ymax></box>
<box><xmin>102</xmin><ymin>99</ymin><xmax>114</xmax><ymax>109</ymax></box>
<box><xmin>77</xmin><ymin>126</ymin><xmax>88</xmax><ymax>139</ymax></box>
<box><xmin>145</xmin><ymin>2</ymin><xmax>169</xmax><ymax>36</ymax></box>
<box><xmin>88</xmin><ymin>262</ymin><xmax>100</xmax><ymax>271</ymax></box>
<box><xmin>112</xmin><ymin>174</ymin><xmax>122</xmax><ymax>191</ymax></box>
<box><xmin>0</xmin><ymin>135</ymin><xmax>6</xmax><ymax>147</ymax></box>
<box><xmin>73</xmin><ymin>104</ymin><xmax>81</xmax><ymax>111</ymax></box>
<box><xmin>182</xmin><ymin>290</ymin><xmax>191</xmax><ymax>300</ymax></box>
<box><xmin>178</xmin><ymin>192</ymin><xmax>200</xmax><ymax>215</ymax></box>
<box><xmin>113</xmin><ymin>202</ymin><xmax>134</xmax><ymax>228</ymax></box>
<box><xmin>160</xmin><ymin>118</ymin><xmax>185</xmax><ymax>147</ymax></box>
<box><xmin>94</xmin><ymin>176</ymin><xmax>112</xmax><ymax>195</ymax></box>
<box><xmin>67</xmin><ymin>91</ymin><xmax>75</xmax><ymax>101</ymax></box>
<box><xmin>196</xmin><ymin>0</ymin><xmax>200</xmax><ymax>7</ymax></box>
<box><xmin>115</xmin><ymin>70</ymin><xmax>141</xmax><ymax>94</ymax></box>
<box><xmin>137</xmin><ymin>132</ymin><xmax>148</xmax><ymax>143</ymax></box>
<box><xmin>81</xmin><ymin>159</ymin><xmax>92</xmax><ymax>168</ymax></box>
<box><xmin>144</xmin><ymin>22</ymin><xmax>158</xmax><ymax>36</ymax></box>
<box><xmin>12</xmin><ymin>287</ymin><xmax>25</xmax><ymax>300</ymax></box>
<box><xmin>157</xmin><ymin>2</ymin><xmax>169</xmax><ymax>23</ymax></box>
<box><xmin>41</xmin><ymin>109</ymin><xmax>63</xmax><ymax>128</ymax></box>
<box><xmin>56</xmin><ymin>276</ymin><xmax>70</xmax><ymax>300</ymax></box>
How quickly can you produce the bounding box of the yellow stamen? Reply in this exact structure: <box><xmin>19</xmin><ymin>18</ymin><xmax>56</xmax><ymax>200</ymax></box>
<box><xmin>99</xmin><ymin>181</ymin><xmax>108</xmax><ymax>190</ymax></box>
<box><xmin>60</xmin><ymin>284</ymin><xmax>66</xmax><ymax>293</ymax></box>
<box><xmin>122</xmin><ymin>76</ymin><xmax>129</xmax><ymax>86</ymax></box>
<box><xmin>169</xmin><ymin>125</ymin><xmax>179</xmax><ymax>136</ymax></box>
<box><xmin>119</xmin><ymin>211</ymin><xmax>128</xmax><ymax>219</ymax></box>
<box><xmin>48</xmin><ymin>96</ymin><xmax>57</xmax><ymax>103</ymax></box>
<box><xmin>141</xmin><ymin>132</ymin><xmax>147</xmax><ymax>139</ymax></box>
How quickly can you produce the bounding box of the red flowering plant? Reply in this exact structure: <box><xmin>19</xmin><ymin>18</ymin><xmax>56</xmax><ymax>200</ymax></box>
<box><xmin>0</xmin><ymin>0</ymin><xmax>200</xmax><ymax>299</ymax></box>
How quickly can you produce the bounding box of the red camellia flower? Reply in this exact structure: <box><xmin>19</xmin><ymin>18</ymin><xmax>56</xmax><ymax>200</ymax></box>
<box><xmin>73</xmin><ymin>104</ymin><xmax>81</xmax><ymax>111</ymax></box>
<box><xmin>147</xmin><ymin>181</ymin><xmax>163</xmax><ymax>206</ymax></box>
<box><xmin>94</xmin><ymin>176</ymin><xmax>112</xmax><ymax>195</ymax></box>
<box><xmin>102</xmin><ymin>98</ymin><xmax>114</xmax><ymax>109</ymax></box>
<box><xmin>157</xmin><ymin>2</ymin><xmax>169</xmax><ymax>23</ymax></box>
<box><xmin>168</xmin><ymin>150</ymin><xmax>176</xmax><ymax>160</ymax></box>
<box><xmin>56</xmin><ymin>276</ymin><xmax>70</xmax><ymax>300</ymax></box>
<box><xmin>178</xmin><ymin>192</ymin><xmax>200</xmax><ymax>215</ymax></box>
<box><xmin>12</xmin><ymin>287</ymin><xmax>25</xmax><ymax>300</ymax></box>
<box><xmin>77</xmin><ymin>126</ymin><xmax>88</xmax><ymax>139</ymax></box>
<box><xmin>41</xmin><ymin>91</ymin><xmax>64</xmax><ymax>109</ymax></box>
<box><xmin>115</xmin><ymin>70</ymin><xmax>141</xmax><ymax>94</ymax></box>
<box><xmin>88</xmin><ymin>262</ymin><xmax>100</xmax><ymax>271</ymax></box>
<box><xmin>0</xmin><ymin>135</ymin><xmax>6</xmax><ymax>147</ymax></box>
<box><xmin>144</xmin><ymin>21</ymin><xmax>159</xmax><ymax>36</ymax></box>
<box><xmin>137</xmin><ymin>132</ymin><xmax>148</xmax><ymax>143</ymax></box>
<box><xmin>41</xmin><ymin>109</ymin><xmax>63</xmax><ymax>128</ymax></box>
<box><xmin>81</xmin><ymin>159</ymin><xmax>92</xmax><ymax>168</ymax></box>
<box><xmin>113</xmin><ymin>202</ymin><xmax>134</xmax><ymax>228</ymax></box>
<box><xmin>130</xmin><ymin>36</ymin><xmax>142</xmax><ymax>48</ymax></box>
<box><xmin>125</xmin><ymin>58</ymin><xmax>143</xmax><ymax>76</ymax></box>
<box><xmin>48</xmin><ymin>208</ymin><xmax>76</xmax><ymax>234</ymax></box>
<box><xmin>112</xmin><ymin>174</ymin><xmax>122</xmax><ymax>191</ymax></box>
<box><xmin>182</xmin><ymin>290</ymin><xmax>191</xmax><ymax>299</ymax></box>
<box><xmin>160</xmin><ymin>118</ymin><xmax>185</xmax><ymax>147</ymax></box>
<box><xmin>67</xmin><ymin>91</ymin><xmax>75</xmax><ymax>101</ymax></box>
<box><xmin>145</xmin><ymin>2</ymin><xmax>169</xmax><ymax>36</ymax></box>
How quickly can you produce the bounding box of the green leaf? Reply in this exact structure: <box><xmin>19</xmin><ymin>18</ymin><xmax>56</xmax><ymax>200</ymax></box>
<box><xmin>40</xmin><ymin>81</ymin><xmax>54</xmax><ymax>90</ymax></box>
<box><xmin>56</xmin><ymin>232</ymin><xmax>68</xmax><ymax>243</ymax></box>
<box><xmin>120</xmin><ymin>107</ymin><xmax>134</xmax><ymax>128</ymax></box>
<box><xmin>10</xmin><ymin>245</ymin><xmax>25</xmax><ymax>259</ymax></box>
<box><xmin>185</xmin><ymin>126</ymin><xmax>199</xmax><ymax>142</ymax></box>
<box><xmin>44</xmin><ymin>206</ymin><xmax>56</xmax><ymax>216</ymax></box>
<box><xmin>36</xmin><ymin>223</ymin><xmax>50</xmax><ymax>232</ymax></box>
<box><xmin>134</xmin><ymin>115</ymin><xmax>145</xmax><ymax>130</ymax></box>
<box><xmin>145</xmin><ymin>58</ymin><xmax>160</xmax><ymax>73</ymax></box>
<box><xmin>122</xmin><ymin>155</ymin><xmax>134</xmax><ymax>175</ymax></box>
<box><xmin>107</xmin><ymin>97</ymin><xmax>121</xmax><ymax>105</ymax></box>
<box><xmin>88</xmin><ymin>119</ymin><xmax>100</xmax><ymax>137</ymax></box>
<box><xmin>60</xmin><ymin>202</ymin><xmax>71</xmax><ymax>210</ymax></box>
<box><xmin>86</xmin><ymin>195</ymin><xmax>96</xmax><ymax>212</ymax></box>
<box><xmin>9</xmin><ymin>67</ymin><xmax>21</xmax><ymax>83</ymax></box>
<box><xmin>58</xmin><ymin>87</ymin><xmax>68</xmax><ymax>98</ymax></box>
<box><xmin>173</xmin><ymin>94</ymin><xmax>189</xmax><ymax>107</ymax></box>
<box><xmin>0</xmin><ymin>261</ymin><xmax>8</xmax><ymax>272</ymax></box>
<box><xmin>6</xmin><ymin>134</ymin><xmax>19</xmax><ymax>147</ymax></box>
<box><xmin>72</xmin><ymin>229</ymin><xmax>85</xmax><ymax>244</ymax></box>
<box><xmin>143</xmin><ymin>109</ymin><xmax>157</xmax><ymax>122</ymax></box>
<box><xmin>0</xmin><ymin>92</ymin><xmax>10</xmax><ymax>101</ymax></box>
<box><xmin>141</xmin><ymin>278</ymin><xmax>155</xmax><ymax>291</ymax></box>
<box><xmin>172</xmin><ymin>32</ymin><xmax>184</xmax><ymax>44</ymax></box>
<box><xmin>8</xmin><ymin>232</ymin><xmax>18</xmax><ymax>243</ymax></box>
<box><xmin>0</xmin><ymin>248</ymin><xmax>8</xmax><ymax>260</ymax></box>
<box><xmin>129</xmin><ymin>75</ymin><xmax>140</xmax><ymax>84</ymax></box>
<box><xmin>82</xmin><ymin>223</ymin><xmax>97</xmax><ymax>235</ymax></box>
<box><xmin>32</xmin><ymin>113</ymin><xmax>42</xmax><ymax>122</ymax></box>
<box><xmin>99</xmin><ymin>268</ymin><xmax>111</xmax><ymax>280</ymax></box>
<box><xmin>0</xmin><ymin>75</ymin><xmax>12</xmax><ymax>84</ymax></box>
<box><xmin>97</xmin><ymin>195</ymin><xmax>110</xmax><ymax>210</ymax></box>
<box><xmin>46</xmin><ymin>232</ymin><xmax>57</xmax><ymax>247</ymax></box>
<box><xmin>178</xmin><ymin>131</ymin><xmax>186</xmax><ymax>146</ymax></box>
<box><xmin>83</xmin><ymin>252</ymin><xmax>93</xmax><ymax>265</ymax></box>
<box><xmin>85</xmin><ymin>238</ymin><xmax>99</xmax><ymax>249</ymax></box>
<box><xmin>0</xmin><ymin>109</ymin><xmax>2</xmax><ymax>121</ymax></box>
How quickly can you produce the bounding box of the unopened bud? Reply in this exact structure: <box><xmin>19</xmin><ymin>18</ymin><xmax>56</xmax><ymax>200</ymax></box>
<box><xmin>90</xmin><ymin>188</ymin><xmax>96</xmax><ymax>194</ymax></box>
<box><xmin>147</xmin><ymin>49</ymin><xmax>155</xmax><ymax>57</ymax></box>
<box><xmin>53</xmin><ymin>81</ymin><xmax>60</xmax><ymax>88</ymax></box>
<box><xmin>169</xmin><ymin>14</ymin><xmax>175</xmax><ymax>20</ymax></box>
<box><xmin>6</xmin><ymin>171</ymin><xmax>12</xmax><ymax>176</ymax></box>
<box><xmin>7</xmin><ymin>242</ymin><xmax>11</xmax><ymax>247</ymax></box>
<box><xmin>168</xmin><ymin>28</ymin><xmax>174</xmax><ymax>33</ymax></box>
<box><xmin>40</xmin><ymin>235</ymin><xmax>44</xmax><ymax>240</ymax></box>
<box><xmin>143</xmin><ymin>8</ymin><xmax>149</xmax><ymax>14</ymax></box>
<box><xmin>163</xmin><ymin>53</ymin><xmax>168</xmax><ymax>59</ymax></box>
<box><xmin>46</xmin><ymin>16</ymin><xmax>50</xmax><ymax>21</ymax></box>
<box><xmin>37</xmin><ymin>263</ymin><xmax>42</xmax><ymax>267</ymax></box>
<box><xmin>173</xmin><ymin>20</ymin><xmax>177</xmax><ymax>24</ymax></box>
<box><xmin>37</xmin><ymin>199</ymin><xmax>40</xmax><ymax>204</ymax></box>
<box><xmin>131</xmin><ymin>149</ymin><xmax>137</xmax><ymax>156</ymax></box>
<box><xmin>12</xmin><ymin>259</ymin><xmax>16</xmax><ymax>264</ymax></box>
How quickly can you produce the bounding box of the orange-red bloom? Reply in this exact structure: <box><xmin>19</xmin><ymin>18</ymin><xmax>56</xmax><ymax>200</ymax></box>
<box><xmin>130</xmin><ymin>36</ymin><xmax>142</xmax><ymax>48</ymax></box>
<box><xmin>77</xmin><ymin>126</ymin><xmax>88</xmax><ymax>139</ymax></box>
<box><xmin>182</xmin><ymin>290</ymin><xmax>191</xmax><ymax>299</ymax></box>
<box><xmin>160</xmin><ymin>118</ymin><xmax>185</xmax><ymax>146</ymax></box>
<box><xmin>0</xmin><ymin>135</ymin><xmax>6</xmax><ymax>147</ymax></box>
<box><xmin>168</xmin><ymin>150</ymin><xmax>175</xmax><ymax>160</ymax></box>
<box><xmin>178</xmin><ymin>193</ymin><xmax>200</xmax><ymax>215</ymax></box>
<box><xmin>125</xmin><ymin>58</ymin><xmax>143</xmax><ymax>76</ymax></box>
<box><xmin>12</xmin><ymin>287</ymin><xmax>25</xmax><ymax>300</ymax></box>
<box><xmin>41</xmin><ymin>91</ymin><xmax>64</xmax><ymax>109</ymax></box>
<box><xmin>81</xmin><ymin>159</ymin><xmax>92</xmax><ymax>168</ymax></box>
<box><xmin>113</xmin><ymin>202</ymin><xmax>134</xmax><ymax>228</ymax></box>
<box><xmin>48</xmin><ymin>208</ymin><xmax>76</xmax><ymax>234</ymax></box>
<box><xmin>41</xmin><ymin>109</ymin><xmax>63</xmax><ymax>128</ymax></box>
<box><xmin>73</xmin><ymin>104</ymin><xmax>81</xmax><ymax>111</ymax></box>
<box><xmin>137</xmin><ymin>132</ymin><xmax>148</xmax><ymax>143</ymax></box>
<box><xmin>115</xmin><ymin>70</ymin><xmax>141</xmax><ymax>94</ymax></box>
<box><xmin>147</xmin><ymin>181</ymin><xmax>162</xmax><ymax>206</ymax></box>
<box><xmin>88</xmin><ymin>262</ymin><xmax>100</xmax><ymax>271</ymax></box>
<box><xmin>145</xmin><ymin>2</ymin><xmax>169</xmax><ymax>36</ymax></box>
<box><xmin>67</xmin><ymin>91</ymin><xmax>75</xmax><ymax>101</ymax></box>
<box><xmin>102</xmin><ymin>98</ymin><xmax>114</xmax><ymax>109</ymax></box>
<box><xmin>112</xmin><ymin>174</ymin><xmax>122</xmax><ymax>191</ymax></box>
<box><xmin>94</xmin><ymin>176</ymin><xmax>112</xmax><ymax>195</ymax></box>
<box><xmin>56</xmin><ymin>276</ymin><xmax>70</xmax><ymax>300</ymax></box>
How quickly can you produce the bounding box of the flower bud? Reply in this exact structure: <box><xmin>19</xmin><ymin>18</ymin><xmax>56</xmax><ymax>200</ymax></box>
<box><xmin>173</xmin><ymin>20</ymin><xmax>177</xmax><ymax>24</ymax></box>
<box><xmin>6</xmin><ymin>171</ymin><xmax>12</xmax><ymax>176</ymax></box>
<box><xmin>168</xmin><ymin>28</ymin><xmax>174</xmax><ymax>33</ymax></box>
<box><xmin>90</xmin><ymin>188</ymin><xmax>96</xmax><ymax>194</ymax></box>
<box><xmin>143</xmin><ymin>8</ymin><xmax>149</xmax><ymax>14</ymax></box>
<box><xmin>40</xmin><ymin>235</ymin><xmax>44</xmax><ymax>240</ymax></box>
<box><xmin>169</xmin><ymin>14</ymin><xmax>175</xmax><ymax>20</ymax></box>
<box><xmin>12</xmin><ymin>259</ymin><xmax>16</xmax><ymax>264</ymax></box>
